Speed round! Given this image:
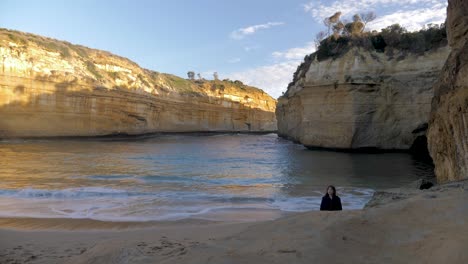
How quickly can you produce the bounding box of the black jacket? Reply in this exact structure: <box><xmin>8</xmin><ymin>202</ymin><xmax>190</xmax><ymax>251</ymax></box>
<box><xmin>320</xmin><ymin>195</ymin><xmax>342</xmax><ymax>211</ymax></box>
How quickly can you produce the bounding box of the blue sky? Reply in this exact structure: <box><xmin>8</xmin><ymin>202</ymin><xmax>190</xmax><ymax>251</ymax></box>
<box><xmin>0</xmin><ymin>0</ymin><xmax>447</xmax><ymax>98</ymax></box>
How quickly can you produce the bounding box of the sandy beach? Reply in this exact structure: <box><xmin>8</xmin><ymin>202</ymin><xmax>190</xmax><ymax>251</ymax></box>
<box><xmin>1</xmin><ymin>179</ymin><xmax>467</xmax><ymax>264</ymax></box>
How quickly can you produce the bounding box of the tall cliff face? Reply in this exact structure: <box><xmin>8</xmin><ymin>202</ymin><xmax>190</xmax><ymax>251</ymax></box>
<box><xmin>0</xmin><ymin>29</ymin><xmax>276</xmax><ymax>138</ymax></box>
<box><xmin>428</xmin><ymin>0</ymin><xmax>468</xmax><ymax>182</ymax></box>
<box><xmin>277</xmin><ymin>46</ymin><xmax>449</xmax><ymax>150</ymax></box>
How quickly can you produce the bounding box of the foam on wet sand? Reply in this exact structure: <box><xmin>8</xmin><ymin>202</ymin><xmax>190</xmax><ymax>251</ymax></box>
<box><xmin>1</xmin><ymin>180</ymin><xmax>467</xmax><ymax>264</ymax></box>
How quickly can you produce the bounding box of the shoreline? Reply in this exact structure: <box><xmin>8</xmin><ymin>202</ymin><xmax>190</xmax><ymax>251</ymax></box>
<box><xmin>0</xmin><ymin>131</ymin><xmax>278</xmax><ymax>141</ymax></box>
<box><xmin>0</xmin><ymin>209</ymin><xmax>293</xmax><ymax>231</ymax></box>
<box><xmin>0</xmin><ymin>217</ymin><xmax>223</xmax><ymax>231</ymax></box>
<box><xmin>1</xmin><ymin>179</ymin><xmax>467</xmax><ymax>263</ymax></box>
<box><xmin>0</xmin><ymin>179</ymin><xmax>441</xmax><ymax>232</ymax></box>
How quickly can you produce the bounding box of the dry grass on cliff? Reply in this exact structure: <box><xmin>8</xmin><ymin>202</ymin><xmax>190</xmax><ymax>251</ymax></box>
<box><xmin>0</xmin><ymin>28</ymin><xmax>273</xmax><ymax>100</ymax></box>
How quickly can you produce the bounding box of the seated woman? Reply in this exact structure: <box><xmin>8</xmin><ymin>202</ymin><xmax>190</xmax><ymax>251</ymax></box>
<box><xmin>320</xmin><ymin>185</ymin><xmax>342</xmax><ymax>211</ymax></box>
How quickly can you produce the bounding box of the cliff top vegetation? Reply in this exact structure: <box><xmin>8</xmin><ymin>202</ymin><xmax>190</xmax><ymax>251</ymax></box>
<box><xmin>282</xmin><ymin>13</ymin><xmax>448</xmax><ymax>97</ymax></box>
<box><xmin>313</xmin><ymin>12</ymin><xmax>448</xmax><ymax>62</ymax></box>
<box><xmin>0</xmin><ymin>28</ymin><xmax>268</xmax><ymax>99</ymax></box>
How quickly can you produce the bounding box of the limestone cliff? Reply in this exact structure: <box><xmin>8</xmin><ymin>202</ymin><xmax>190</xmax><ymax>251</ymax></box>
<box><xmin>277</xmin><ymin>44</ymin><xmax>449</xmax><ymax>151</ymax></box>
<box><xmin>0</xmin><ymin>29</ymin><xmax>276</xmax><ymax>138</ymax></box>
<box><xmin>428</xmin><ymin>0</ymin><xmax>468</xmax><ymax>182</ymax></box>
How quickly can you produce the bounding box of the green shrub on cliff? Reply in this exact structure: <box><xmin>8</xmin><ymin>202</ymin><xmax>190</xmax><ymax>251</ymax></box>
<box><xmin>22</xmin><ymin>35</ymin><xmax>72</xmax><ymax>58</ymax></box>
<box><xmin>107</xmin><ymin>71</ymin><xmax>120</xmax><ymax>80</ymax></box>
<box><xmin>316</xmin><ymin>36</ymin><xmax>351</xmax><ymax>61</ymax></box>
<box><xmin>315</xmin><ymin>23</ymin><xmax>447</xmax><ymax>61</ymax></box>
<box><xmin>5</xmin><ymin>32</ymin><xmax>27</xmax><ymax>45</ymax></box>
<box><xmin>70</xmin><ymin>45</ymin><xmax>89</xmax><ymax>58</ymax></box>
<box><xmin>166</xmin><ymin>74</ymin><xmax>191</xmax><ymax>88</ymax></box>
<box><xmin>85</xmin><ymin>61</ymin><xmax>102</xmax><ymax>80</ymax></box>
<box><xmin>1</xmin><ymin>28</ymin><xmax>79</xmax><ymax>59</ymax></box>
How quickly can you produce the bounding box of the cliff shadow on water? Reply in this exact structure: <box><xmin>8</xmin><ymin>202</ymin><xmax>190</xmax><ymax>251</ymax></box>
<box><xmin>303</xmin><ymin>137</ymin><xmax>434</xmax><ymax>164</ymax></box>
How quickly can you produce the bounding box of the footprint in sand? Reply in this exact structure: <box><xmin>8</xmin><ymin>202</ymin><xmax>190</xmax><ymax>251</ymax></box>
<box><xmin>135</xmin><ymin>237</ymin><xmax>203</xmax><ymax>257</ymax></box>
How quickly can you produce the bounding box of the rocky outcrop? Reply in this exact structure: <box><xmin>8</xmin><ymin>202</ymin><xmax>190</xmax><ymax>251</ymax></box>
<box><xmin>428</xmin><ymin>0</ymin><xmax>468</xmax><ymax>182</ymax></box>
<box><xmin>277</xmin><ymin>46</ymin><xmax>449</xmax><ymax>151</ymax></box>
<box><xmin>0</xmin><ymin>29</ymin><xmax>276</xmax><ymax>138</ymax></box>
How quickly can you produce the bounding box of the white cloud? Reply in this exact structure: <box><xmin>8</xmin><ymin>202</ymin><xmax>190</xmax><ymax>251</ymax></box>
<box><xmin>244</xmin><ymin>45</ymin><xmax>260</xmax><ymax>52</ymax></box>
<box><xmin>225</xmin><ymin>61</ymin><xmax>301</xmax><ymax>99</ymax></box>
<box><xmin>230</xmin><ymin>22</ymin><xmax>285</xmax><ymax>40</ymax></box>
<box><xmin>228</xmin><ymin>58</ymin><xmax>241</xmax><ymax>63</ymax></box>
<box><xmin>225</xmin><ymin>42</ymin><xmax>316</xmax><ymax>98</ymax></box>
<box><xmin>304</xmin><ymin>0</ymin><xmax>447</xmax><ymax>32</ymax></box>
<box><xmin>368</xmin><ymin>5</ymin><xmax>447</xmax><ymax>31</ymax></box>
<box><xmin>272</xmin><ymin>42</ymin><xmax>316</xmax><ymax>60</ymax></box>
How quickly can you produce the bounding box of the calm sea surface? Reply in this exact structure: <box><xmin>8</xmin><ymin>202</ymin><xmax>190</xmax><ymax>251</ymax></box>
<box><xmin>0</xmin><ymin>133</ymin><xmax>434</xmax><ymax>222</ymax></box>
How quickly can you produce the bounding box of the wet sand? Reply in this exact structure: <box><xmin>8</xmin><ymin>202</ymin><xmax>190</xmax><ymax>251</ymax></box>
<box><xmin>1</xmin><ymin>180</ymin><xmax>467</xmax><ymax>264</ymax></box>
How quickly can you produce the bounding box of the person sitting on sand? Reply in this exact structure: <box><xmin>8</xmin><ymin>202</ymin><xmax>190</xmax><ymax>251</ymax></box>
<box><xmin>320</xmin><ymin>185</ymin><xmax>342</xmax><ymax>211</ymax></box>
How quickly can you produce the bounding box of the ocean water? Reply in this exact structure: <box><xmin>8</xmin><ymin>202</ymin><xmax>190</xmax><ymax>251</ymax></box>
<box><xmin>0</xmin><ymin>134</ymin><xmax>434</xmax><ymax>222</ymax></box>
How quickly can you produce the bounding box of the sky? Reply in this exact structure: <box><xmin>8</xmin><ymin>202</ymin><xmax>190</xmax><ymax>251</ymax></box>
<box><xmin>0</xmin><ymin>0</ymin><xmax>447</xmax><ymax>98</ymax></box>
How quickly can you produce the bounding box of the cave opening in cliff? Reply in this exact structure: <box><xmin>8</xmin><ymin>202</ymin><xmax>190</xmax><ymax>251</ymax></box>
<box><xmin>409</xmin><ymin>135</ymin><xmax>433</xmax><ymax>164</ymax></box>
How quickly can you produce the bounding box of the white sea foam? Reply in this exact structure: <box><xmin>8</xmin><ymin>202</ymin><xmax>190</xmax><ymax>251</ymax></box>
<box><xmin>0</xmin><ymin>187</ymin><xmax>136</xmax><ymax>199</ymax></box>
<box><xmin>0</xmin><ymin>187</ymin><xmax>374</xmax><ymax>221</ymax></box>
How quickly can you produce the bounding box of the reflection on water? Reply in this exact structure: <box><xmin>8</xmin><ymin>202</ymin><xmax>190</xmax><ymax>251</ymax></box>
<box><xmin>0</xmin><ymin>134</ymin><xmax>434</xmax><ymax>221</ymax></box>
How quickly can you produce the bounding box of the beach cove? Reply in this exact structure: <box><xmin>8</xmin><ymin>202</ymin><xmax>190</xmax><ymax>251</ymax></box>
<box><xmin>1</xmin><ymin>0</ymin><xmax>467</xmax><ymax>262</ymax></box>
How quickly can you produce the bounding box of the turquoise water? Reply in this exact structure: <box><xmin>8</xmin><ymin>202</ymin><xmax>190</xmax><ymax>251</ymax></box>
<box><xmin>0</xmin><ymin>134</ymin><xmax>433</xmax><ymax>222</ymax></box>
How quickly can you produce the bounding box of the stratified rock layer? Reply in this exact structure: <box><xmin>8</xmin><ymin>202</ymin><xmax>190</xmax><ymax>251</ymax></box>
<box><xmin>277</xmin><ymin>46</ymin><xmax>449</xmax><ymax>150</ymax></box>
<box><xmin>428</xmin><ymin>0</ymin><xmax>468</xmax><ymax>182</ymax></box>
<box><xmin>0</xmin><ymin>29</ymin><xmax>276</xmax><ymax>138</ymax></box>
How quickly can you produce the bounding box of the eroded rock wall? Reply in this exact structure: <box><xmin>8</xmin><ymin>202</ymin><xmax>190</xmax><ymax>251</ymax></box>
<box><xmin>0</xmin><ymin>29</ymin><xmax>277</xmax><ymax>137</ymax></box>
<box><xmin>428</xmin><ymin>0</ymin><xmax>468</xmax><ymax>182</ymax></box>
<box><xmin>277</xmin><ymin>47</ymin><xmax>449</xmax><ymax>150</ymax></box>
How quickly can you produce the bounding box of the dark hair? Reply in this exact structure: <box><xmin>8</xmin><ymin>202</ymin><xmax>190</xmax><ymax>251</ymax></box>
<box><xmin>326</xmin><ymin>185</ymin><xmax>337</xmax><ymax>196</ymax></box>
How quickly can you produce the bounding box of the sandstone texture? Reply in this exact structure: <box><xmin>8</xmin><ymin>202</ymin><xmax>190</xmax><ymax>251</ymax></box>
<box><xmin>0</xmin><ymin>29</ymin><xmax>276</xmax><ymax>138</ymax></box>
<box><xmin>276</xmin><ymin>46</ymin><xmax>449</xmax><ymax>150</ymax></box>
<box><xmin>428</xmin><ymin>0</ymin><xmax>468</xmax><ymax>182</ymax></box>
